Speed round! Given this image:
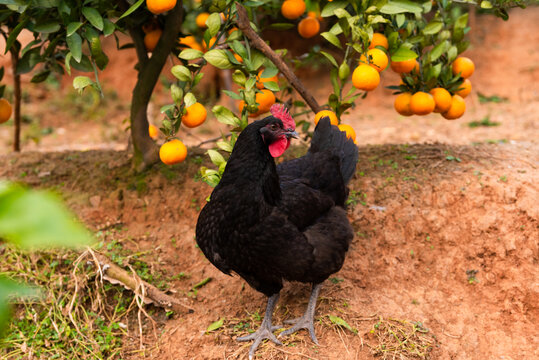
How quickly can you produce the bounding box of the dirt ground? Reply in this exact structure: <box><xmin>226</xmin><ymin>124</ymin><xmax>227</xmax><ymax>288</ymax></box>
<box><xmin>1</xmin><ymin>6</ymin><xmax>538</xmax><ymax>360</ymax></box>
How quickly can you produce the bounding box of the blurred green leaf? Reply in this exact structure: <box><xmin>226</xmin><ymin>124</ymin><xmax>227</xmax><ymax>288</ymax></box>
<box><xmin>0</xmin><ymin>182</ymin><xmax>93</xmax><ymax>249</ymax></box>
<box><xmin>82</xmin><ymin>7</ymin><xmax>104</xmax><ymax>31</ymax></box>
<box><xmin>206</xmin><ymin>318</ymin><xmax>224</xmax><ymax>333</ymax></box>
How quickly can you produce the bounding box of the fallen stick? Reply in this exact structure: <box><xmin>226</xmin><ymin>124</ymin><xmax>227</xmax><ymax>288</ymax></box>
<box><xmin>235</xmin><ymin>2</ymin><xmax>322</xmax><ymax>114</ymax></box>
<box><xmin>90</xmin><ymin>251</ymin><xmax>193</xmax><ymax>313</ymax></box>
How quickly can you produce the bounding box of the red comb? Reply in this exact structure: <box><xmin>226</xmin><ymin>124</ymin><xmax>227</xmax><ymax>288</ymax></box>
<box><xmin>270</xmin><ymin>104</ymin><xmax>295</xmax><ymax>130</ymax></box>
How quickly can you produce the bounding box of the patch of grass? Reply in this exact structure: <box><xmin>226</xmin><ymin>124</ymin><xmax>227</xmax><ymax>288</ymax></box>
<box><xmin>467</xmin><ymin>116</ymin><xmax>500</xmax><ymax>128</ymax></box>
<box><xmin>477</xmin><ymin>92</ymin><xmax>508</xmax><ymax>104</ymax></box>
<box><xmin>0</xmin><ymin>247</ymin><xmax>133</xmax><ymax>359</ymax></box>
<box><xmin>366</xmin><ymin>317</ymin><xmax>436</xmax><ymax>359</ymax></box>
<box><xmin>466</xmin><ymin>269</ymin><xmax>479</xmax><ymax>284</ymax></box>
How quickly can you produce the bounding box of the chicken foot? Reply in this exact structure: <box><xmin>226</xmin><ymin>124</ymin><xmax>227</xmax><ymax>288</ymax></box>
<box><xmin>237</xmin><ymin>293</ymin><xmax>283</xmax><ymax>359</ymax></box>
<box><xmin>279</xmin><ymin>283</ymin><xmax>321</xmax><ymax>344</ymax></box>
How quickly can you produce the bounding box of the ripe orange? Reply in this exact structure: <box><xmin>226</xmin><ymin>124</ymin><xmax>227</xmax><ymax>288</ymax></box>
<box><xmin>144</xmin><ymin>28</ymin><xmax>162</xmax><ymax>52</ymax></box>
<box><xmin>410</xmin><ymin>91</ymin><xmax>435</xmax><ymax>115</ymax></box>
<box><xmin>196</xmin><ymin>12</ymin><xmax>210</xmax><ymax>28</ymax></box>
<box><xmin>455</xmin><ymin>78</ymin><xmax>472</xmax><ymax>98</ymax></box>
<box><xmin>203</xmin><ymin>36</ymin><xmax>216</xmax><ymax>51</ymax></box>
<box><xmin>233</xmin><ymin>53</ymin><xmax>243</xmax><ymax>63</ymax></box>
<box><xmin>146</xmin><ymin>0</ymin><xmax>176</xmax><ymax>14</ymax></box>
<box><xmin>0</xmin><ymin>98</ymin><xmax>13</xmax><ymax>124</ymax></box>
<box><xmin>338</xmin><ymin>124</ymin><xmax>356</xmax><ymax>141</ymax></box>
<box><xmin>314</xmin><ymin>110</ymin><xmax>338</xmax><ymax>126</ymax></box>
<box><xmin>281</xmin><ymin>0</ymin><xmax>306</xmax><ymax>20</ymax></box>
<box><xmin>390</xmin><ymin>58</ymin><xmax>419</xmax><ymax>74</ymax></box>
<box><xmin>149</xmin><ymin>124</ymin><xmax>158</xmax><ymax>139</ymax></box>
<box><xmin>239</xmin><ymin>89</ymin><xmax>276</xmax><ymax>117</ymax></box>
<box><xmin>159</xmin><ymin>139</ymin><xmax>187</xmax><ymax>165</ymax></box>
<box><xmin>179</xmin><ymin>35</ymin><xmax>203</xmax><ymax>51</ymax></box>
<box><xmin>182</xmin><ymin>102</ymin><xmax>207</xmax><ymax>128</ymax></box>
<box><xmin>360</xmin><ymin>48</ymin><xmax>388</xmax><ymax>72</ymax></box>
<box><xmin>452</xmin><ymin>57</ymin><xmax>475</xmax><ymax>79</ymax></box>
<box><xmin>442</xmin><ymin>95</ymin><xmax>466</xmax><ymax>120</ymax></box>
<box><xmin>256</xmin><ymin>89</ymin><xmax>276</xmax><ymax>114</ymax></box>
<box><xmin>297</xmin><ymin>17</ymin><xmax>320</xmax><ymax>39</ymax></box>
<box><xmin>256</xmin><ymin>70</ymin><xmax>279</xmax><ymax>89</ymax></box>
<box><xmin>394</xmin><ymin>93</ymin><xmax>413</xmax><ymax>116</ymax></box>
<box><xmin>368</xmin><ymin>33</ymin><xmax>389</xmax><ymax>50</ymax></box>
<box><xmin>352</xmin><ymin>64</ymin><xmax>380</xmax><ymax>91</ymax></box>
<box><xmin>429</xmin><ymin>88</ymin><xmax>452</xmax><ymax>113</ymax></box>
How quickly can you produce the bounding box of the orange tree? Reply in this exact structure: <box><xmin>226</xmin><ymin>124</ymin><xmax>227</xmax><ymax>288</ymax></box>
<box><xmin>0</xmin><ymin>0</ymin><xmax>527</xmax><ymax>170</ymax></box>
<box><xmin>153</xmin><ymin>0</ymin><xmax>527</xmax><ymax>185</ymax></box>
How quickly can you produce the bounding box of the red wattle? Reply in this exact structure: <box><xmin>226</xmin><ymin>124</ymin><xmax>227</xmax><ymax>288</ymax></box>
<box><xmin>269</xmin><ymin>137</ymin><xmax>290</xmax><ymax>157</ymax></box>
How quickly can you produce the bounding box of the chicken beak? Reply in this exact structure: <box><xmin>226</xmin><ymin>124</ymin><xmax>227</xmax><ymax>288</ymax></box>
<box><xmin>285</xmin><ymin>130</ymin><xmax>299</xmax><ymax>139</ymax></box>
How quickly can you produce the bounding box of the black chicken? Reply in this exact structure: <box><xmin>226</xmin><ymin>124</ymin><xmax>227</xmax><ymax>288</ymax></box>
<box><xmin>196</xmin><ymin>105</ymin><xmax>358</xmax><ymax>358</ymax></box>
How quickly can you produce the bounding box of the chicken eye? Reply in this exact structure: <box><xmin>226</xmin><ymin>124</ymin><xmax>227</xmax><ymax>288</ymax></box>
<box><xmin>270</xmin><ymin>124</ymin><xmax>278</xmax><ymax>131</ymax></box>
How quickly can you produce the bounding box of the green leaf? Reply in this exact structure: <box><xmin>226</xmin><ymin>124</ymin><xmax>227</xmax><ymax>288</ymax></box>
<box><xmin>480</xmin><ymin>1</ymin><xmax>493</xmax><ymax>9</ymax></box>
<box><xmin>263</xmin><ymin>81</ymin><xmax>279</xmax><ymax>92</ymax></box>
<box><xmin>73</xmin><ymin>76</ymin><xmax>93</xmax><ymax>94</ymax></box>
<box><xmin>222</xmin><ymin>90</ymin><xmax>242</xmax><ymax>100</ymax></box>
<box><xmin>103</xmin><ymin>19</ymin><xmax>115</xmax><ymax>36</ymax></box>
<box><xmin>171</xmin><ymin>65</ymin><xmax>192</xmax><ymax>81</ymax></box>
<box><xmin>82</xmin><ymin>7</ymin><xmax>104</xmax><ymax>31</ymax></box>
<box><xmin>447</xmin><ymin>45</ymin><xmax>458</xmax><ymax>62</ymax></box>
<box><xmin>31</xmin><ymin>70</ymin><xmax>50</xmax><ymax>83</ymax></box>
<box><xmin>0</xmin><ymin>277</ymin><xmax>40</xmax><ymax>336</ymax></box>
<box><xmin>179</xmin><ymin>48</ymin><xmax>204</xmax><ymax>60</ymax></box>
<box><xmin>206</xmin><ymin>318</ymin><xmax>224</xmax><ymax>333</ymax></box>
<box><xmin>260</xmin><ymin>67</ymin><xmax>278</xmax><ymax>78</ymax></box>
<box><xmin>268</xmin><ymin>23</ymin><xmax>295</xmax><ymax>30</ymax></box>
<box><xmin>207</xmin><ymin>150</ymin><xmax>226</xmax><ymax>167</ymax></box>
<box><xmin>184</xmin><ymin>92</ymin><xmax>196</xmax><ymax>108</ymax></box>
<box><xmin>328</xmin><ymin>315</ymin><xmax>357</xmax><ymax>333</ymax></box>
<box><xmin>216</xmin><ymin>139</ymin><xmax>233</xmax><ymax>152</ymax></box>
<box><xmin>321</xmin><ymin>1</ymin><xmax>348</xmax><ymax>17</ymax></box>
<box><xmin>428</xmin><ymin>40</ymin><xmax>448</xmax><ymax>62</ymax></box>
<box><xmin>422</xmin><ymin>21</ymin><xmax>443</xmax><ymax>35</ymax></box>
<box><xmin>204</xmin><ymin>49</ymin><xmax>233</xmax><ymax>69</ymax></box>
<box><xmin>66</xmin><ymin>22</ymin><xmax>83</xmax><ymax>37</ymax></box>
<box><xmin>170</xmin><ymin>84</ymin><xmax>183</xmax><ymax>105</ymax></box>
<box><xmin>338</xmin><ymin>63</ymin><xmax>350</xmax><ymax>80</ymax></box>
<box><xmin>212</xmin><ymin>105</ymin><xmax>240</xmax><ymax>126</ymax></box>
<box><xmin>390</xmin><ymin>46</ymin><xmax>418</xmax><ymax>62</ymax></box>
<box><xmin>15</xmin><ymin>47</ymin><xmax>41</xmax><ymax>75</ymax></box>
<box><xmin>321</xmin><ymin>32</ymin><xmax>342</xmax><ymax>49</ymax></box>
<box><xmin>119</xmin><ymin>0</ymin><xmax>144</xmax><ymax>19</ymax></box>
<box><xmin>4</xmin><ymin>17</ymin><xmax>29</xmax><ymax>54</ymax></box>
<box><xmin>33</xmin><ymin>20</ymin><xmax>60</xmax><ymax>33</ymax></box>
<box><xmin>66</xmin><ymin>32</ymin><xmax>82</xmax><ymax>62</ymax></box>
<box><xmin>206</xmin><ymin>12</ymin><xmax>221</xmax><ymax>38</ymax></box>
<box><xmin>380</xmin><ymin>0</ymin><xmax>424</xmax><ymax>14</ymax></box>
<box><xmin>0</xmin><ymin>182</ymin><xmax>93</xmax><ymax>249</ymax></box>
<box><xmin>320</xmin><ymin>51</ymin><xmax>338</xmax><ymax>68</ymax></box>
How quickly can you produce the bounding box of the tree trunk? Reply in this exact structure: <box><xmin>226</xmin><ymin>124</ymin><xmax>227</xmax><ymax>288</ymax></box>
<box><xmin>10</xmin><ymin>48</ymin><xmax>21</xmax><ymax>152</ymax></box>
<box><xmin>128</xmin><ymin>2</ymin><xmax>183</xmax><ymax>171</ymax></box>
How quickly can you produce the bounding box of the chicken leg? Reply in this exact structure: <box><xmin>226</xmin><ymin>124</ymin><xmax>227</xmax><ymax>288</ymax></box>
<box><xmin>237</xmin><ymin>293</ymin><xmax>283</xmax><ymax>360</ymax></box>
<box><xmin>279</xmin><ymin>283</ymin><xmax>322</xmax><ymax>344</ymax></box>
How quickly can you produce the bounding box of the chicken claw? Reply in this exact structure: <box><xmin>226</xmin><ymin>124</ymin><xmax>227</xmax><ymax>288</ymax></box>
<box><xmin>279</xmin><ymin>283</ymin><xmax>321</xmax><ymax>344</ymax></box>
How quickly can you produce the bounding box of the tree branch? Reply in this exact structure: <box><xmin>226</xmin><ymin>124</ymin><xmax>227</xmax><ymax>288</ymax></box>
<box><xmin>235</xmin><ymin>2</ymin><xmax>321</xmax><ymax>113</ymax></box>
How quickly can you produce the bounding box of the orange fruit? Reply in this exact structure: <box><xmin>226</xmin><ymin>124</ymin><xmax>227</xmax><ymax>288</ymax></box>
<box><xmin>297</xmin><ymin>17</ymin><xmax>320</xmax><ymax>39</ymax></box>
<box><xmin>239</xmin><ymin>90</ymin><xmax>276</xmax><ymax>117</ymax></box>
<box><xmin>196</xmin><ymin>12</ymin><xmax>210</xmax><ymax>28</ymax></box>
<box><xmin>452</xmin><ymin>57</ymin><xmax>475</xmax><ymax>79</ymax></box>
<box><xmin>314</xmin><ymin>110</ymin><xmax>338</xmax><ymax>126</ymax></box>
<box><xmin>409</xmin><ymin>91</ymin><xmax>435</xmax><ymax>115</ymax></box>
<box><xmin>352</xmin><ymin>64</ymin><xmax>380</xmax><ymax>91</ymax></box>
<box><xmin>360</xmin><ymin>48</ymin><xmax>388</xmax><ymax>72</ymax></box>
<box><xmin>455</xmin><ymin>78</ymin><xmax>472</xmax><ymax>98</ymax></box>
<box><xmin>159</xmin><ymin>139</ymin><xmax>187</xmax><ymax>165</ymax></box>
<box><xmin>394</xmin><ymin>92</ymin><xmax>413</xmax><ymax>116</ymax></box>
<box><xmin>233</xmin><ymin>53</ymin><xmax>243</xmax><ymax>63</ymax></box>
<box><xmin>146</xmin><ymin>0</ymin><xmax>176</xmax><ymax>14</ymax></box>
<box><xmin>179</xmin><ymin>36</ymin><xmax>203</xmax><ymax>51</ymax></box>
<box><xmin>442</xmin><ymin>95</ymin><xmax>466</xmax><ymax>120</ymax></box>
<box><xmin>429</xmin><ymin>88</ymin><xmax>452</xmax><ymax>113</ymax></box>
<box><xmin>182</xmin><ymin>102</ymin><xmax>207</xmax><ymax>128</ymax></box>
<box><xmin>256</xmin><ymin>69</ymin><xmax>279</xmax><ymax>89</ymax></box>
<box><xmin>144</xmin><ymin>29</ymin><xmax>162</xmax><ymax>52</ymax></box>
<box><xmin>149</xmin><ymin>124</ymin><xmax>158</xmax><ymax>139</ymax></box>
<box><xmin>281</xmin><ymin>0</ymin><xmax>306</xmax><ymax>20</ymax></box>
<box><xmin>203</xmin><ymin>37</ymin><xmax>216</xmax><ymax>51</ymax></box>
<box><xmin>368</xmin><ymin>33</ymin><xmax>389</xmax><ymax>50</ymax></box>
<box><xmin>338</xmin><ymin>124</ymin><xmax>356</xmax><ymax>141</ymax></box>
<box><xmin>0</xmin><ymin>98</ymin><xmax>13</xmax><ymax>124</ymax></box>
<box><xmin>390</xmin><ymin>58</ymin><xmax>418</xmax><ymax>74</ymax></box>
<box><xmin>255</xmin><ymin>89</ymin><xmax>276</xmax><ymax>114</ymax></box>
